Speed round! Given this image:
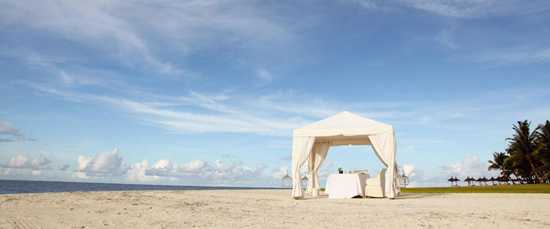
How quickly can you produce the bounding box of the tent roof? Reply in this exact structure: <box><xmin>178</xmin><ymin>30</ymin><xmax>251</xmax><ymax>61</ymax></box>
<box><xmin>293</xmin><ymin>111</ymin><xmax>393</xmax><ymax>137</ymax></box>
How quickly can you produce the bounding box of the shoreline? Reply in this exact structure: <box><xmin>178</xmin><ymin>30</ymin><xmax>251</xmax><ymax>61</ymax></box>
<box><xmin>0</xmin><ymin>179</ymin><xmax>287</xmax><ymax>195</ymax></box>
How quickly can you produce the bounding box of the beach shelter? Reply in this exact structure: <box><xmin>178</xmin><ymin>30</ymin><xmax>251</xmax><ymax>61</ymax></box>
<box><xmin>291</xmin><ymin>111</ymin><xmax>399</xmax><ymax>199</ymax></box>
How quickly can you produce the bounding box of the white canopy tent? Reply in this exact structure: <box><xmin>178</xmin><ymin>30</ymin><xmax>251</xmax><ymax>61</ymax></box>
<box><xmin>291</xmin><ymin>111</ymin><xmax>399</xmax><ymax>199</ymax></box>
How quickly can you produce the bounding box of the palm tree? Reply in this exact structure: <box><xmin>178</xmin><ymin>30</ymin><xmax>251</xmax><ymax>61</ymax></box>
<box><xmin>488</xmin><ymin>152</ymin><xmax>511</xmax><ymax>179</ymax></box>
<box><xmin>448</xmin><ymin>177</ymin><xmax>454</xmax><ymax>187</ymax></box>
<box><xmin>535</xmin><ymin>121</ymin><xmax>550</xmax><ymax>182</ymax></box>
<box><xmin>507</xmin><ymin>120</ymin><xmax>544</xmax><ymax>183</ymax></box>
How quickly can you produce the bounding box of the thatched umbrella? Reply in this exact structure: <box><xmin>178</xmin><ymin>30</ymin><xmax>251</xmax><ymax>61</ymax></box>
<box><xmin>481</xmin><ymin>177</ymin><xmax>489</xmax><ymax>185</ymax></box>
<box><xmin>448</xmin><ymin>177</ymin><xmax>454</xmax><ymax>187</ymax></box>
<box><xmin>475</xmin><ymin>177</ymin><xmax>482</xmax><ymax>186</ymax></box>
<box><xmin>466</xmin><ymin>177</ymin><xmax>473</xmax><ymax>186</ymax></box>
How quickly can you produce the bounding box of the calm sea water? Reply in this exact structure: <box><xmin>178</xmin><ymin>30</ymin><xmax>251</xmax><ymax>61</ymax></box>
<box><xmin>0</xmin><ymin>179</ymin><xmax>279</xmax><ymax>194</ymax></box>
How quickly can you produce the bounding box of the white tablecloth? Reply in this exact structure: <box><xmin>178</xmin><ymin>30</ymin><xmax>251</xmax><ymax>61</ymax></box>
<box><xmin>325</xmin><ymin>173</ymin><xmax>369</xmax><ymax>199</ymax></box>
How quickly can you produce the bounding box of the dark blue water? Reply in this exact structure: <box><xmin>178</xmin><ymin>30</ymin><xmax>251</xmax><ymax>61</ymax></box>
<box><xmin>0</xmin><ymin>179</ymin><xmax>280</xmax><ymax>194</ymax></box>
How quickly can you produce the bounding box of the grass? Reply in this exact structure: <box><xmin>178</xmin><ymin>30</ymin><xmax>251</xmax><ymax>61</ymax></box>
<box><xmin>401</xmin><ymin>184</ymin><xmax>550</xmax><ymax>193</ymax></box>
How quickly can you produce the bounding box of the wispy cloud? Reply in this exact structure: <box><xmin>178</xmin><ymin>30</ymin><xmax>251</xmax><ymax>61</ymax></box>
<box><xmin>0</xmin><ymin>121</ymin><xmax>33</xmax><ymax>142</ymax></box>
<box><xmin>25</xmin><ymin>76</ymin><xmax>550</xmax><ymax>139</ymax></box>
<box><xmin>404</xmin><ymin>0</ymin><xmax>499</xmax><ymax>18</ymax></box>
<box><xmin>255</xmin><ymin>68</ymin><xmax>274</xmax><ymax>84</ymax></box>
<box><xmin>0</xmin><ymin>0</ymin><xmax>294</xmax><ymax>78</ymax></box>
<box><xmin>435</xmin><ymin>26</ymin><xmax>458</xmax><ymax>49</ymax></box>
<box><xmin>350</xmin><ymin>0</ymin><xmax>550</xmax><ymax>18</ymax></box>
<box><xmin>27</xmin><ymin>83</ymin><xmax>310</xmax><ymax>135</ymax></box>
<box><xmin>473</xmin><ymin>47</ymin><xmax>550</xmax><ymax>65</ymax></box>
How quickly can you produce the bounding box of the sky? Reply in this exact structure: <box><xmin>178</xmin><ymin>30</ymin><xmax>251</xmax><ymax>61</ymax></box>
<box><xmin>1</xmin><ymin>0</ymin><xmax>550</xmax><ymax>187</ymax></box>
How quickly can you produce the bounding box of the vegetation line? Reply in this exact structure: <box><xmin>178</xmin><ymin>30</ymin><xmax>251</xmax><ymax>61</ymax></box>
<box><xmin>402</xmin><ymin>184</ymin><xmax>550</xmax><ymax>193</ymax></box>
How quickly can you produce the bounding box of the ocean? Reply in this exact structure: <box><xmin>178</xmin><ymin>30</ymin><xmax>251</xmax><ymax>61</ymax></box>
<box><xmin>0</xmin><ymin>179</ymin><xmax>279</xmax><ymax>194</ymax></box>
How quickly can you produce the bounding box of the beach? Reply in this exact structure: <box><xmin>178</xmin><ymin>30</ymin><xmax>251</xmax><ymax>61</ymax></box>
<box><xmin>1</xmin><ymin>190</ymin><xmax>550</xmax><ymax>228</ymax></box>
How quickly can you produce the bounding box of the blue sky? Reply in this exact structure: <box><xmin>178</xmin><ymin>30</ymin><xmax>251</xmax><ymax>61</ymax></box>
<box><xmin>1</xmin><ymin>0</ymin><xmax>550</xmax><ymax>187</ymax></box>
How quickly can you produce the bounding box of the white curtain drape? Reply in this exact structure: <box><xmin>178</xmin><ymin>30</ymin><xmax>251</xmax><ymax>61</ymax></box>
<box><xmin>368</xmin><ymin>131</ymin><xmax>397</xmax><ymax>198</ymax></box>
<box><xmin>291</xmin><ymin>136</ymin><xmax>315</xmax><ymax>198</ymax></box>
<box><xmin>306</xmin><ymin>142</ymin><xmax>330</xmax><ymax>197</ymax></box>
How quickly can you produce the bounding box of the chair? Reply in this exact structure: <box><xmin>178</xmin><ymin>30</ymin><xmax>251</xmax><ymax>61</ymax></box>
<box><xmin>365</xmin><ymin>168</ymin><xmax>386</xmax><ymax>197</ymax></box>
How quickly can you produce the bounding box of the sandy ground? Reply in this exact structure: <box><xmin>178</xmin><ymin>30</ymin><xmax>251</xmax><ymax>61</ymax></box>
<box><xmin>1</xmin><ymin>190</ymin><xmax>550</xmax><ymax>229</ymax></box>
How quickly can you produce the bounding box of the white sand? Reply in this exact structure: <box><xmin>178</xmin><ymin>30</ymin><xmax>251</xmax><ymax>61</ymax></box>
<box><xmin>1</xmin><ymin>190</ymin><xmax>550</xmax><ymax>228</ymax></box>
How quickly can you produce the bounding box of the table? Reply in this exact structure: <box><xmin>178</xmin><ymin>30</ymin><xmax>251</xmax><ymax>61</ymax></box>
<box><xmin>325</xmin><ymin>173</ymin><xmax>369</xmax><ymax>199</ymax></box>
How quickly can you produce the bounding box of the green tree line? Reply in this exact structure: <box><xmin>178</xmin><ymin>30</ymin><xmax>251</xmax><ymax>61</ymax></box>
<box><xmin>488</xmin><ymin>120</ymin><xmax>550</xmax><ymax>184</ymax></box>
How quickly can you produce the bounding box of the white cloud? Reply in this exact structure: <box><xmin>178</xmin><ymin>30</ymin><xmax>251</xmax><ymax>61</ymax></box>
<box><xmin>73</xmin><ymin>171</ymin><xmax>88</xmax><ymax>179</ymax></box>
<box><xmin>402</xmin><ymin>164</ymin><xmax>416</xmax><ymax>177</ymax></box>
<box><xmin>77</xmin><ymin>155</ymin><xmax>92</xmax><ymax>171</ymax></box>
<box><xmin>7</xmin><ymin>154</ymin><xmax>29</xmax><ymax>168</ymax></box>
<box><xmin>404</xmin><ymin>155</ymin><xmax>500</xmax><ymax>187</ymax></box>
<box><xmin>152</xmin><ymin>159</ymin><xmax>173</xmax><ymax>171</ymax></box>
<box><xmin>0</xmin><ymin>154</ymin><xmax>54</xmax><ymax>178</ymax></box>
<box><xmin>30</xmin><ymin>156</ymin><xmax>51</xmax><ymax>170</ymax></box>
<box><xmin>127</xmin><ymin>160</ymin><xmax>159</xmax><ymax>182</ymax></box>
<box><xmin>4</xmin><ymin>154</ymin><xmax>51</xmax><ymax>170</ymax></box>
<box><xmin>144</xmin><ymin>159</ymin><xmax>267</xmax><ymax>184</ymax></box>
<box><xmin>272</xmin><ymin>166</ymin><xmax>289</xmax><ymax>179</ymax></box>
<box><xmin>178</xmin><ymin>160</ymin><xmax>207</xmax><ymax>173</ymax></box>
<box><xmin>77</xmin><ymin>148</ymin><xmax>127</xmax><ymax>177</ymax></box>
<box><xmin>441</xmin><ymin>155</ymin><xmax>496</xmax><ymax>178</ymax></box>
<box><xmin>70</xmin><ymin>149</ymin><xmax>274</xmax><ymax>185</ymax></box>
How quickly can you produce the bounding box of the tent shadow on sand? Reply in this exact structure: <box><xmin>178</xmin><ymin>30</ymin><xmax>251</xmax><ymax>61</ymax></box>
<box><xmin>296</xmin><ymin>193</ymin><xmax>443</xmax><ymax>200</ymax></box>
